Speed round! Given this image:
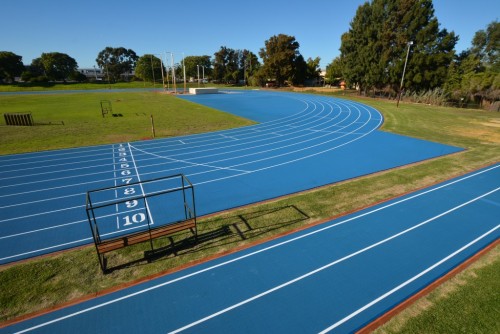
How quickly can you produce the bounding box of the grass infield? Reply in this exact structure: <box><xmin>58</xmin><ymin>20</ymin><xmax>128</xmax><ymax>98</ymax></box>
<box><xmin>0</xmin><ymin>91</ymin><xmax>255</xmax><ymax>155</ymax></box>
<box><xmin>0</xmin><ymin>88</ymin><xmax>499</xmax><ymax>331</ymax></box>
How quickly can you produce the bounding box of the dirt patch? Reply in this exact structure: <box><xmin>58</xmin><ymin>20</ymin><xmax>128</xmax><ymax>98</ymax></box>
<box><xmin>479</xmin><ymin>119</ymin><xmax>500</xmax><ymax>128</ymax></box>
<box><xmin>451</xmin><ymin>124</ymin><xmax>500</xmax><ymax>144</ymax></box>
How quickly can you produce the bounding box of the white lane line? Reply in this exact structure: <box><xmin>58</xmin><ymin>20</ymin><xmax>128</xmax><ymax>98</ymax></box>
<box><xmin>319</xmin><ymin>223</ymin><xmax>500</xmax><ymax>333</ymax></box>
<box><xmin>1</xmin><ymin>205</ymin><xmax>85</xmax><ymax>223</ymax></box>
<box><xmin>0</xmin><ymin>237</ymin><xmax>92</xmax><ymax>263</ymax></box>
<box><xmin>1</xmin><ymin>96</ymin><xmax>371</xmax><ymax>192</ymax></box>
<box><xmin>130</xmin><ymin>101</ymin><xmax>358</xmax><ymax>173</ymax></box>
<box><xmin>0</xmin><ymin>192</ymin><xmax>83</xmax><ymax>209</ymax></box>
<box><xmin>0</xmin><ymin>157</ymin><xmax>114</xmax><ymax>176</ymax></box>
<box><xmin>10</xmin><ymin>169</ymin><xmax>499</xmax><ymax>333</ymax></box>
<box><xmin>168</xmin><ymin>187</ymin><xmax>500</xmax><ymax>333</ymax></box>
<box><xmin>0</xmin><ymin>98</ymin><xmax>326</xmax><ymax>188</ymax></box>
<box><xmin>0</xmin><ymin>95</ymin><xmax>308</xmax><ymax>172</ymax></box>
<box><xmin>129</xmin><ymin>144</ymin><xmax>249</xmax><ymax>174</ymax></box>
<box><xmin>127</xmin><ymin>143</ymin><xmax>155</xmax><ymax>226</ymax></box>
<box><xmin>220</xmin><ymin>134</ymin><xmax>239</xmax><ymax>140</ymax></box>
<box><xmin>127</xmin><ymin>96</ymin><xmax>358</xmax><ymax>162</ymax></box>
<box><xmin>0</xmin><ymin>219</ymin><xmax>85</xmax><ymax>240</ymax></box>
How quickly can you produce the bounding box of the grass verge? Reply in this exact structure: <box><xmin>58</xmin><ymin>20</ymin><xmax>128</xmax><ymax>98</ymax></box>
<box><xmin>0</xmin><ymin>91</ymin><xmax>499</xmax><ymax>328</ymax></box>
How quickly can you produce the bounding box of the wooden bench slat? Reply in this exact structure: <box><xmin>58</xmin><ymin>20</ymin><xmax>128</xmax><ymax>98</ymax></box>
<box><xmin>96</xmin><ymin>220</ymin><xmax>196</xmax><ymax>254</ymax></box>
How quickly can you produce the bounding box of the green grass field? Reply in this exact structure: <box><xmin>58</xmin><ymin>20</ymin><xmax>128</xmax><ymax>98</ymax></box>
<box><xmin>0</xmin><ymin>87</ymin><xmax>499</xmax><ymax>331</ymax></box>
<box><xmin>0</xmin><ymin>91</ymin><xmax>255</xmax><ymax>155</ymax></box>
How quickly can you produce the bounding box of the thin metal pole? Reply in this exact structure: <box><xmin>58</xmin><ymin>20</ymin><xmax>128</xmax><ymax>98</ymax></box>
<box><xmin>197</xmin><ymin>65</ymin><xmax>200</xmax><ymax>87</ymax></box>
<box><xmin>171</xmin><ymin>53</ymin><xmax>177</xmax><ymax>94</ymax></box>
<box><xmin>165</xmin><ymin>52</ymin><xmax>170</xmax><ymax>91</ymax></box>
<box><xmin>159</xmin><ymin>55</ymin><xmax>165</xmax><ymax>91</ymax></box>
<box><xmin>182</xmin><ymin>52</ymin><xmax>187</xmax><ymax>93</ymax></box>
<box><xmin>397</xmin><ymin>41</ymin><xmax>413</xmax><ymax>108</ymax></box>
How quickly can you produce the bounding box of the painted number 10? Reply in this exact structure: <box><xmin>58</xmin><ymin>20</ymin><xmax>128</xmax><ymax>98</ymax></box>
<box><xmin>123</xmin><ymin>213</ymin><xmax>146</xmax><ymax>226</ymax></box>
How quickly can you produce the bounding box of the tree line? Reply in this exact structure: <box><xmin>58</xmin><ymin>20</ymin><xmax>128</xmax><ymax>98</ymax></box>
<box><xmin>1</xmin><ymin>0</ymin><xmax>497</xmax><ymax>106</ymax></box>
<box><xmin>324</xmin><ymin>0</ymin><xmax>498</xmax><ymax>107</ymax></box>
<box><xmin>0</xmin><ymin>34</ymin><xmax>322</xmax><ymax>87</ymax></box>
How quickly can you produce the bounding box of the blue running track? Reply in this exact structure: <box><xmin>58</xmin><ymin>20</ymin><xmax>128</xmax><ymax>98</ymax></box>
<box><xmin>1</xmin><ymin>163</ymin><xmax>498</xmax><ymax>333</ymax></box>
<box><xmin>0</xmin><ymin>90</ymin><xmax>462</xmax><ymax>264</ymax></box>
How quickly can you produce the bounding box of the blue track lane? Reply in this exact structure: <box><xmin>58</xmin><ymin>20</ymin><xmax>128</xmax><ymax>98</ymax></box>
<box><xmin>2</xmin><ymin>163</ymin><xmax>498</xmax><ymax>333</ymax></box>
<box><xmin>0</xmin><ymin>90</ymin><xmax>462</xmax><ymax>264</ymax></box>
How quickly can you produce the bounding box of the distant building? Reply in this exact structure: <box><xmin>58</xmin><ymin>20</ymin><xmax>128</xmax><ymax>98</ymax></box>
<box><xmin>77</xmin><ymin>67</ymin><xmax>104</xmax><ymax>80</ymax></box>
<box><xmin>77</xmin><ymin>67</ymin><xmax>134</xmax><ymax>80</ymax></box>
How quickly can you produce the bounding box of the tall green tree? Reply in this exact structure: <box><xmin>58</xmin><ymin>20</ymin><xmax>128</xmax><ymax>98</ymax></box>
<box><xmin>135</xmin><ymin>54</ymin><xmax>165</xmax><ymax>83</ymax></box>
<box><xmin>340</xmin><ymin>0</ymin><xmax>457</xmax><ymax>94</ymax></box>
<box><xmin>306</xmin><ymin>57</ymin><xmax>322</xmax><ymax>82</ymax></box>
<box><xmin>259</xmin><ymin>34</ymin><xmax>302</xmax><ymax>86</ymax></box>
<box><xmin>96</xmin><ymin>47</ymin><xmax>138</xmax><ymax>82</ymax></box>
<box><xmin>470</xmin><ymin>20</ymin><xmax>499</xmax><ymax>71</ymax></box>
<box><xmin>39</xmin><ymin>52</ymin><xmax>78</xmax><ymax>82</ymax></box>
<box><xmin>182</xmin><ymin>55</ymin><xmax>211</xmax><ymax>81</ymax></box>
<box><xmin>212</xmin><ymin>48</ymin><xmax>260</xmax><ymax>84</ymax></box>
<box><xmin>339</xmin><ymin>2</ymin><xmax>373</xmax><ymax>93</ymax></box>
<box><xmin>325</xmin><ymin>56</ymin><xmax>343</xmax><ymax>85</ymax></box>
<box><xmin>459</xmin><ymin>21</ymin><xmax>500</xmax><ymax>105</ymax></box>
<box><xmin>240</xmin><ymin>49</ymin><xmax>260</xmax><ymax>85</ymax></box>
<box><xmin>0</xmin><ymin>51</ymin><xmax>25</xmax><ymax>82</ymax></box>
<box><xmin>213</xmin><ymin>47</ymin><xmax>239</xmax><ymax>83</ymax></box>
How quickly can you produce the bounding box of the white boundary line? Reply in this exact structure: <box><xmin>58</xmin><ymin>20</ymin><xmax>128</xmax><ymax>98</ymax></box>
<box><xmin>9</xmin><ymin>166</ymin><xmax>499</xmax><ymax>333</ymax></box>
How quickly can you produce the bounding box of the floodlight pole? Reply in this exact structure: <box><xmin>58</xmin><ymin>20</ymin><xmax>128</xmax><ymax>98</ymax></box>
<box><xmin>397</xmin><ymin>41</ymin><xmax>413</xmax><ymax>108</ymax></box>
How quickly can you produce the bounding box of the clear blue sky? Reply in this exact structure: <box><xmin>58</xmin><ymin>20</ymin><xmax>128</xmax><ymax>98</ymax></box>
<box><xmin>1</xmin><ymin>0</ymin><xmax>498</xmax><ymax>69</ymax></box>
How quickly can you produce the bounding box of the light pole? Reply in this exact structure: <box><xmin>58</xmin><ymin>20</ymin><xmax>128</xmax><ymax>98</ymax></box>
<box><xmin>397</xmin><ymin>41</ymin><xmax>413</xmax><ymax>108</ymax></box>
